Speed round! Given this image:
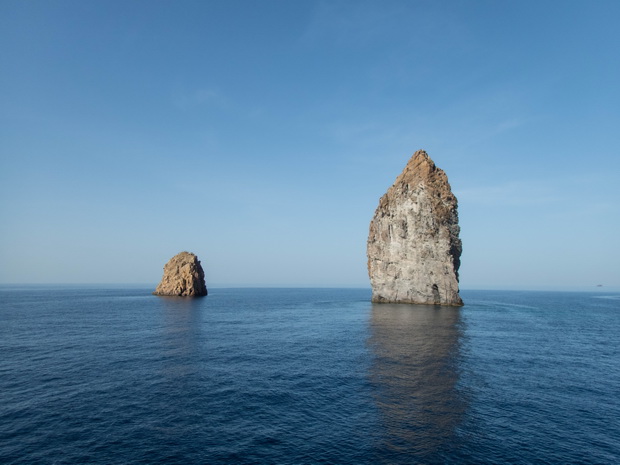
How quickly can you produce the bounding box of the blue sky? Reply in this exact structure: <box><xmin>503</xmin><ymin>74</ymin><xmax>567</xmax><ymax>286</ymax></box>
<box><xmin>1</xmin><ymin>0</ymin><xmax>619</xmax><ymax>290</ymax></box>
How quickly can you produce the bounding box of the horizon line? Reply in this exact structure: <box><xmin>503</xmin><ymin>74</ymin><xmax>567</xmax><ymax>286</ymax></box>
<box><xmin>0</xmin><ymin>283</ymin><xmax>618</xmax><ymax>293</ymax></box>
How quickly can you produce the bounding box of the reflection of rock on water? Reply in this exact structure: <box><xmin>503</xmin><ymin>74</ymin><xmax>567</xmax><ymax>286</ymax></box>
<box><xmin>158</xmin><ymin>296</ymin><xmax>205</xmax><ymax>381</ymax></box>
<box><xmin>369</xmin><ymin>304</ymin><xmax>466</xmax><ymax>462</ymax></box>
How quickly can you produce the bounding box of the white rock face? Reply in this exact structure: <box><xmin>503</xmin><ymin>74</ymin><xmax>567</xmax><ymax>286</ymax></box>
<box><xmin>367</xmin><ymin>150</ymin><xmax>463</xmax><ymax>305</ymax></box>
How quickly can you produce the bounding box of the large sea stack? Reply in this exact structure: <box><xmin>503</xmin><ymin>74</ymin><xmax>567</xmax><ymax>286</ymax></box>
<box><xmin>367</xmin><ymin>150</ymin><xmax>463</xmax><ymax>305</ymax></box>
<box><xmin>153</xmin><ymin>251</ymin><xmax>208</xmax><ymax>297</ymax></box>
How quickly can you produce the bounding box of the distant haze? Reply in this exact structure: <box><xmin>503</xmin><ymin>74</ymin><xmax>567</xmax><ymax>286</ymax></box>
<box><xmin>1</xmin><ymin>1</ymin><xmax>619</xmax><ymax>291</ymax></box>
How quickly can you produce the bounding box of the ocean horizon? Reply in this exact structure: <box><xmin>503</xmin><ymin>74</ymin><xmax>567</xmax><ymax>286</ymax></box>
<box><xmin>3</xmin><ymin>283</ymin><xmax>618</xmax><ymax>292</ymax></box>
<box><xmin>1</xmin><ymin>286</ymin><xmax>619</xmax><ymax>464</ymax></box>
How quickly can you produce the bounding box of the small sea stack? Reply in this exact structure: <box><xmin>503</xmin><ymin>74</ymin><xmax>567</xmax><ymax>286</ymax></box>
<box><xmin>153</xmin><ymin>251</ymin><xmax>208</xmax><ymax>297</ymax></box>
<box><xmin>367</xmin><ymin>150</ymin><xmax>463</xmax><ymax>306</ymax></box>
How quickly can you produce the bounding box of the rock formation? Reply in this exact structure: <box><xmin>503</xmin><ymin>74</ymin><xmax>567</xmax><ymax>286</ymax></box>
<box><xmin>153</xmin><ymin>251</ymin><xmax>208</xmax><ymax>297</ymax></box>
<box><xmin>367</xmin><ymin>150</ymin><xmax>463</xmax><ymax>305</ymax></box>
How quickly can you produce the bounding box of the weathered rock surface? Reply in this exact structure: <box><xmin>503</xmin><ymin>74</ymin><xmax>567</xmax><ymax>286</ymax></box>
<box><xmin>367</xmin><ymin>150</ymin><xmax>463</xmax><ymax>305</ymax></box>
<box><xmin>153</xmin><ymin>252</ymin><xmax>208</xmax><ymax>297</ymax></box>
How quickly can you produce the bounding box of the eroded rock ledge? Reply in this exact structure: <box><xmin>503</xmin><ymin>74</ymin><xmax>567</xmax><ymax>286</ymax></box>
<box><xmin>367</xmin><ymin>150</ymin><xmax>463</xmax><ymax>306</ymax></box>
<box><xmin>153</xmin><ymin>251</ymin><xmax>208</xmax><ymax>297</ymax></box>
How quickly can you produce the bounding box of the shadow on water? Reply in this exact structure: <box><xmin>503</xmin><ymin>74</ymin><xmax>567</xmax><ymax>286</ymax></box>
<box><xmin>368</xmin><ymin>303</ymin><xmax>467</xmax><ymax>464</ymax></box>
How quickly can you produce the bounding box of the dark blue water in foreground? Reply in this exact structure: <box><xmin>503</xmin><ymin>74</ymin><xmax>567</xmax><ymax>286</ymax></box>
<box><xmin>1</xmin><ymin>288</ymin><xmax>619</xmax><ymax>464</ymax></box>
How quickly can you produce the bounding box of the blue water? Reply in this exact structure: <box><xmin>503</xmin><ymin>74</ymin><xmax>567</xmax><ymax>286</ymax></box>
<box><xmin>1</xmin><ymin>287</ymin><xmax>619</xmax><ymax>464</ymax></box>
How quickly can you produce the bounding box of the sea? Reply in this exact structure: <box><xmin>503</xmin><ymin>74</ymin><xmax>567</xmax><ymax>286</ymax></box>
<box><xmin>1</xmin><ymin>287</ymin><xmax>619</xmax><ymax>465</ymax></box>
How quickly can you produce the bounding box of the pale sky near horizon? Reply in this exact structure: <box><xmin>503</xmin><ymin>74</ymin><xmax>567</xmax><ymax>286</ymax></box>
<box><xmin>1</xmin><ymin>0</ymin><xmax>619</xmax><ymax>290</ymax></box>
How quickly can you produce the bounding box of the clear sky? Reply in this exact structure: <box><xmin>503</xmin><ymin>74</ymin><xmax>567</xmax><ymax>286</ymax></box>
<box><xmin>1</xmin><ymin>0</ymin><xmax>619</xmax><ymax>290</ymax></box>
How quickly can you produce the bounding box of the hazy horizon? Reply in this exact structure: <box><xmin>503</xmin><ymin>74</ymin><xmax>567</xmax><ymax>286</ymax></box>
<box><xmin>1</xmin><ymin>283</ymin><xmax>618</xmax><ymax>294</ymax></box>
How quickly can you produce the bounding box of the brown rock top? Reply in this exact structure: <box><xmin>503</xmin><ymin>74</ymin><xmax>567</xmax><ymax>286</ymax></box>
<box><xmin>153</xmin><ymin>251</ymin><xmax>208</xmax><ymax>297</ymax></box>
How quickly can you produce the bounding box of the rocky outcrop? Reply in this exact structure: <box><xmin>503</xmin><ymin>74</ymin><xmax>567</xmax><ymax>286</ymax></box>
<box><xmin>367</xmin><ymin>150</ymin><xmax>463</xmax><ymax>305</ymax></box>
<box><xmin>153</xmin><ymin>252</ymin><xmax>208</xmax><ymax>297</ymax></box>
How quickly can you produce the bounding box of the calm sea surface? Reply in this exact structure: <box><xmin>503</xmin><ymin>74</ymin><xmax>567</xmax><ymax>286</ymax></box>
<box><xmin>1</xmin><ymin>287</ymin><xmax>619</xmax><ymax>464</ymax></box>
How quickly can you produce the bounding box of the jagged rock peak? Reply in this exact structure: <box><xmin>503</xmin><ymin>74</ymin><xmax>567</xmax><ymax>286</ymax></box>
<box><xmin>153</xmin><ymin>251</ymin><xmax>208</xmax><ymax>297</ymax></box>
<box><xmin>367</xmin><ymin>150</ymin><xmax>463</xmax><ymax>306</ymax></box>
<box><xmin>396</xmin><ymin>150</ymin><xmax>448</xmax><ymax>187</ymax></box>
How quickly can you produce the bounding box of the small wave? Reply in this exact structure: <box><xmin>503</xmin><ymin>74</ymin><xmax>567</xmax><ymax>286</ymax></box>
<box><xmin>592</xmin><ymin>295</ymin><xmax>620</xmax><ymax>300</ymax></box>
<box><xmin>478</xmin><ymin>301</ymin><xmax>539</xmax><ymax>310</ymax></box>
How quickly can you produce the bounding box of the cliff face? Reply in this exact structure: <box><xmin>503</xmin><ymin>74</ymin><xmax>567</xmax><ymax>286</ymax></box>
<box><xmin>367</xmin><ymin>150</ymin><xmax>463</xmax><ymax>305</ymax></box>
<box><xmin>153</xmin><ymin>252</ymin><xmax>208</xmax><ymax>297</ymax></box>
